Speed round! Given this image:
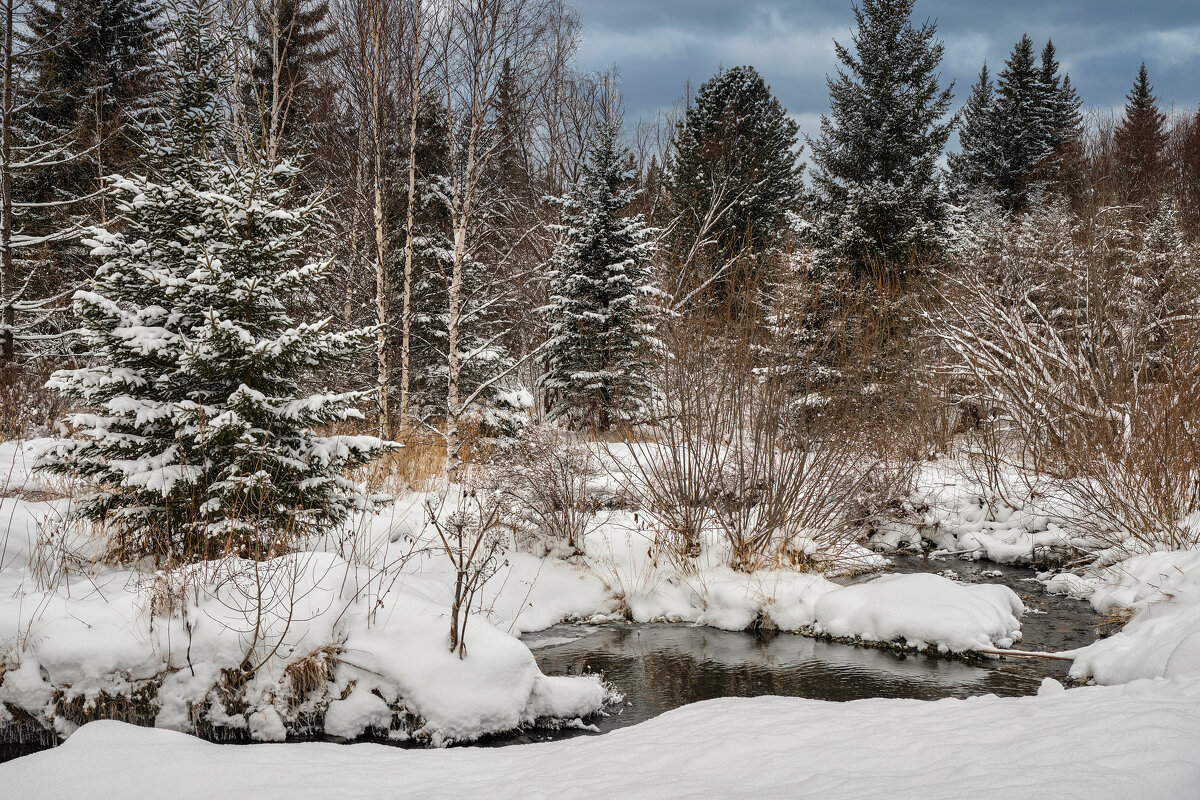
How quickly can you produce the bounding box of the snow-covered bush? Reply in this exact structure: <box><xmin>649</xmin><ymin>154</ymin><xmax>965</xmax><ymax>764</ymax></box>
<box><xmin>930</xmin><ymin>196</ymin><xmax>1200</xmax><ymax>553</ymax></box>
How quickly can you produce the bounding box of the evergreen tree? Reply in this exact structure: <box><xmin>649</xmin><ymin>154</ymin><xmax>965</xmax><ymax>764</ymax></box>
<box><xmin>1180</xmin><ymin>106</ymin><xmax>1200</xmax><ymax>230</ymax></box>
<box><xmin>666</xmin><ymin>65</ymin><xmax>802</xmax><ymax>302</ymax></box>
<box><xmin>808</xmin><ymin>0</ymin><xmax>954</xmax><ymax>278</ymax></box>
<box><xmin>948</xmin><ymin>63</ymin><xmax>999</xmax><ymax>196</ymax></box>
<box><xmin>0</xmin><ymin>0</ymin><xmax>84</xmax><ymax>366</ymax></box>
<box><xmin>1038</xmin><ymin>40</ymin><xmax>1082</xmax><ymax>153</ymax></box>
<box><xmin>951</xmin><ymin>37</ymin><xmax>1082</xmax><ymax>205</ymax></box>
<box><xmin>541</xmin><ymin>109</ymin><xmax>657</xmax><ymax>429</ymax></box>
<box><xmin>38</xmin><ymin>0</ymin><xmax>388</xmax><ymax>560</ymax></box>
<box><xmin>23</xmin><ymin>0</ymin><xmax>161</xmax><ymax>214</ymax></box>
<box><xmin>988</xmin><ymin>34</ymin><xmax>1050</xmax><ymax>209</ymax></box>
<box><xmin>246</xmin><ymin>0</ymin><xmax>336</xmax><ymax>161</ymax></box>
<box><xmin>1115</xmin><ymin>62</ymin><xmax>1168</xmax><ymax>203</ymax></box>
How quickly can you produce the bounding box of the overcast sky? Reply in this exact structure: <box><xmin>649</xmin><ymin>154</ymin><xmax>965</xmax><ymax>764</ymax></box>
<box><xmin>569</xmin><ymin>0</ymin><xmax>1200</xmax><ymax>141</ymax></box>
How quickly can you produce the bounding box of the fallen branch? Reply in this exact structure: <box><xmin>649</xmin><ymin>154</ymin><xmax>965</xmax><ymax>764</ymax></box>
<box><xmin>972</xmin><ymin>646</ymin><xmax>1078</xmax><ymax>661</ymax></box>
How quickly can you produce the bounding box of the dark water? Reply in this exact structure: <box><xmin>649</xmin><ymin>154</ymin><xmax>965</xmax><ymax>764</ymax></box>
<box><xmin>2</xmin><ymin>557</ymin><xmax>1104</xmax><ymax>758</ymax></box>
<box><xmin>477</xmin><ymin>555</ymin><xmax>1104</xmax><ymax>747</ymax></box>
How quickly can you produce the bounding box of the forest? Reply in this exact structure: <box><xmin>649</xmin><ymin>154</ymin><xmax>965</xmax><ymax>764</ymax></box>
<box><xmin>1</xmin><ymin>0</ymin><xmax>1199</xmax><ymax>797</ymax></box>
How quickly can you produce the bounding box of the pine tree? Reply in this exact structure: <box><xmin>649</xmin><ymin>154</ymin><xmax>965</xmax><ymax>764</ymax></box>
<box><xmin>988</xmin><ymin>34</ymin><xmax>1051</xmax><ymax>209</ymax></box>
<box><xmin>1115</xmin><ymin>62</ymin><xmax>1168</xmax><ymax>204</ymax></box>
<box><xmin>23</xmin><ymin>0</ymin><xmax>161</xmax><ymax>216</ymax></box>
<box><xmin>808</xmin><ymin>0</ymin><xmax>954</xmax><ymax>278</ymax></box>
<box><xmin>541</xmin><ymin>108</ymin><xmax>657</xmax><ymax>429</ymax></box>
<box><xmin>38</xmin><ymin>0</ymin><xmax>389</xmax><ymax>560</ymax></box>
<box><xmin>948</xmin><ymin>63</ymin><xmax>999</xmax><ymax>196</ymax></box>
<box><xmin>1038</xmin><ymin>40</ymin><xmax>1082</xmax><ymax>153</ymax></box>
<box><xmin>666</xmin><ymin>65</ymin><xmax>802</xmax><ymax>303</ymax></box>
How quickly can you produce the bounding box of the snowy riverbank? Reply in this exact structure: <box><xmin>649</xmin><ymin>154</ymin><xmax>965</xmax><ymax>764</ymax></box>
<box><xmin>5</xmin><ymin>674</ymin><xmax>1200</xmax><ymax>800</ymax></box>
<box><xmin>4</xmin><ymin>436</ymin><xmax>1200</xmax><ymax>751</ymax></box>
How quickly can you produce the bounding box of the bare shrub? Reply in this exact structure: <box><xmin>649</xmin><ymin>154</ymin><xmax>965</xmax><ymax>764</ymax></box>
<box><xmin>488</xmin><ymin>422</ymin><xmax>601</xmax><ymax>556</ymax></box>
<box><xmin>613</xmin><ymin>309</ymin><xmax>879</xmax><ymax>573</ymax></box>
<box><xmin>929</xmin><ymin>197</ymin><xmax>1200</xmax><ymax>552</ymax></box>
<box><xmin>425</xmin><ymin>482</ymin><xmax>505</xmax><ymax>657</ymax></box>
<box><xmin>0</xmin><ymin>366</ymin><xmax>65</xmax><ymax>440</ymax></box>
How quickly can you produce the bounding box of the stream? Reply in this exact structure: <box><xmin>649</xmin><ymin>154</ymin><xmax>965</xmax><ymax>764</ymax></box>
<box><xmin>0</xmin><ymin>556</ymin><xmax>1105</xmax><ymax>759</ymax></box>
<box><xmin>478</xmin><ymin>555</ymin><xmax>1104</xmax><ymax>747</ymax></box>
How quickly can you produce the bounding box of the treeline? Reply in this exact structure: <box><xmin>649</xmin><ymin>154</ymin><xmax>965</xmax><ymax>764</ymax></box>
<box><xmin>1</xmin><ymin>0</ymin><xmax>1199</xmax><ymax>469</ymax></box>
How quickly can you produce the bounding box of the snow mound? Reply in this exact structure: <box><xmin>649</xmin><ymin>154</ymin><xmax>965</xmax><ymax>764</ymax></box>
<box><xmin>1065</xmin><ymin>551</ymin><xmax>1200</xmax><ymax>684</ymax></box>
<box><xmin>813</xmin><ymin>572</ymin><xmax>1024</xmax><ymax>652</ymax></box>
<box><xmin>0</xmin><ymin>551</ymin><xmax>609</xmax><ymax>744</ymax></box>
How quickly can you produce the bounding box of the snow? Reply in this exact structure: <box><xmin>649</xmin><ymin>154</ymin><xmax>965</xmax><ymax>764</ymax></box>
<box><xmin>5</xmin><ymin>675</ymin><xmax>1200</xmax><ymax>800</ymax></box>
<box><xmin>0</xmin><ymin>546</ymin><xmax>611</xmax><ymax>744</ymax></box>
<box><xmin>5</xmin><ymin>432</ymin><xmax>1200</xmax><ymax>762</ymax></box>
<box><xmin>867</xmin><ymin>459</ymin><xmax>1088</xmax><ymax>564</ymax></box>
<box><xmin>1048</xmin><ymin>550</ymin><xmax>1200</xmax><ymax>684</ymax></box>
<box><xmin>812</xmin><ymin>572</ymin><xmax>1023</xmax><ymax>651</ymax></box>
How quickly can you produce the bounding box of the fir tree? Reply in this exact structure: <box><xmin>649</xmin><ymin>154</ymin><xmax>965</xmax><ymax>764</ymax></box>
<box><xmin>988</xmin><ymin>34</ymin><xmax>1050</xmax><ymax>209</ymax></box>
<box><xmin>948</xmin><ymin>63</ymin><xmax>999</xmax><ymax>196</ymax></box>
<box><xmin>808</xmin><ymin>0</ymin><xmax>954</xmax><ymax>278</ymax></box>
<box><xmin>666</xmin><ymin>65</ymin><xmax>802</xmax><ymax>303</ymax></box>
<box><xmin>38</xmin><ymin>0</ymin><xmax>389</xmax><ymax>560</ymax></box>
<box><xmin>1115</xmin><ymin>62</ymin><xmax>1168</xmax><ymax>203</ymax></box>
<box><xmin>541</xmin><ymin>108</ymin><xmax>657</xmax><ymax>429</ymax></box>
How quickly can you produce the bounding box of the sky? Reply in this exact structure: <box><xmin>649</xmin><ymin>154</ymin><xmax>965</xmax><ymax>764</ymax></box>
<box><xmin>569</xmin><ymin>0</ymin><xmax>1200</xmax><ymax>141</ymax></box>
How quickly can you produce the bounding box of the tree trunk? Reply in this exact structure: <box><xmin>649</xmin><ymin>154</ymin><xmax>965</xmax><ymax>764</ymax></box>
<box><xmin>399</xmin><ymin>0</ymin><xmax>422</xmax><ymax>436</ymax></box>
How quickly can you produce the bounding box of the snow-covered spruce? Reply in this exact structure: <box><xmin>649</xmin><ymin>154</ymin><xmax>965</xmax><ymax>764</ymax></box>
<box><xmin>36</xmin><ymin>2</ymin><xmax>390</xmax><ymax>560</ymax></box>
<box><xmin>541</xmin><ymin>105</ymin><xmax>658</xmax><ymax>429</ymax></box>
<box><xmin>807</xmin><ymin>0</ymin><xmax>953</xmax><ymax>273</ymax></box>
<box><xmin>949</xmin><ymin>35</ymin><xmax>1081</xmax><ymax>206</ymax></box>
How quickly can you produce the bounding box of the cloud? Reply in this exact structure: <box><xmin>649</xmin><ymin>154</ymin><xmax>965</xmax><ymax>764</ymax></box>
<box><xmin>569</xmin><ymin>0</ymin><xmax>1200</xmax><ymax>130</ymax></box>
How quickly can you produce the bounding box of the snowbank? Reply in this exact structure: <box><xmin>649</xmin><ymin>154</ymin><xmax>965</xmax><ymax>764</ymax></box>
<box><xmin>5</xmin><ymin>675</ymin><xmax>1200</xmax><ymax>800</ymax></box>
<box><xmin>1052</xmin><ymin>551</ymin><xmax>1200</xmax><ymax>684</ymax></box>
<box><xmin>0</xmin><ymin>551</ymin><xmax>610</xmax><ymax>744</ymax></box>
<box><xmin>867</xmin><ymin>461</ymin><xmax>1084</xmax><ymax>564</ymax></box>
<box><xmin>812</xmin><ymin>572</ymin><xmax>1023</xmax><ymax>652</ymax></box>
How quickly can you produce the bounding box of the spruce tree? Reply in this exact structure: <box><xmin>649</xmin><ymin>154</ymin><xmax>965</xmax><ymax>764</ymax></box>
<box><xmin>1115</xmin><ymin>63</ymin><xmax>1168</xmax><ymax>203</ymax></box>
<box><xmin>541</xmin><ymin>109</ymin><xmax>657</xmax><ymax>429</ymax></box>
<box><xmin>988</xmin><ymin>34</ymin><xmax>1050</xmax><ymax>209</ymax></box>
<box><xmin>666</xmin><ymin>65</ymin><xmax>802</xmax><ymax>302</ymax></box>
<box><xmin>951</xmin><ymin>38</ymin><xmax>1082</xmax><ymax>205</ymax></box>
<box><xmin>1180</xmin><ymin>106</ymin><xmax>1200</xmax><ymax>229</ymax></box>
<box><xmin>246</xmin><ymin>0</ymin><xmax>336</xmax><ymax>161</ymax></box>
<box><xmin>808</xmin><ymin>0</ymin><xmax>954</xmax><ymax>278</ymax></box>
<box><xmin>23</xmin><ymin>0</ymin><xmax>161</xmax><ymax>213</ymax></box>
<box><xmin>948</xmin><ymin>63</ymin><xmax>999</xmax><ymax>196</ymax></box>
<box><xmin>1038</xmin><ymin>40</ymin><xmax>1082</xmax><ymax>153</ymax></box>
<box><xmin>38</xmin><ymin>0</ymin><xmax>389</xmax><ymax>560</ymax></box>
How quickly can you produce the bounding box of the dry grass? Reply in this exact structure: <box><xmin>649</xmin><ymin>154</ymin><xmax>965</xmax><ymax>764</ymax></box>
<box><xmin>357</xmin><ymin>434</ymin><xmax>445</xmax><ymax>494</ymax></box>
<box><xmin>282</xmin><ymin>644</ymin><xmax>342</xmax><ymax>706</ymax></box>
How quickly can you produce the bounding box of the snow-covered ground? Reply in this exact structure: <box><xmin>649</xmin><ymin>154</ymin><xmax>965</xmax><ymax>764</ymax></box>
<box><xmin>4</xmin><ymin>434</ymin><xmax>1200</xmax><ymax>796</ymax></box>
<box><xmin>5</xmin><ymin>675</ymin><xmax>1200</xmax><ymax>800</ymax></box>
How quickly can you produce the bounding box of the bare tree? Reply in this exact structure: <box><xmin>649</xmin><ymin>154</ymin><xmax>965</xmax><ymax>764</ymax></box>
<box><xmin>429</xmin><ymin>0</ymin><xmax>558</xmax><ymax>475</ymax></box>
